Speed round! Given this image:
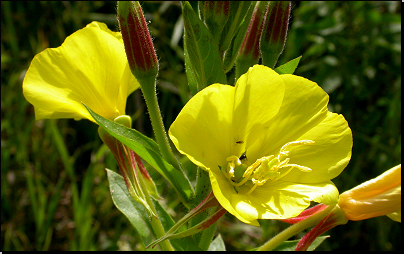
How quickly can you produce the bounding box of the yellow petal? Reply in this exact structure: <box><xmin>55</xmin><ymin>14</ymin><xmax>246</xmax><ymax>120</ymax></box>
<box><xmin>169</xmin><ymin>65</ymin><xmax>286</xmax><ymax>170</ymax></box>
<box><xmin>169</xmin><ymin>84</ymin><xmax>235</xmax><ymax>170</ymax></box>
<box><xmin>23</xmin><ymin>21</ymin><xmax>139</xmax><ymax>122</ymax></box>
<box><xmin>232</xmin><ymin>65</ymin><xmax>285</xmax><ymax>148</ymax></box>
<box><xmin>209</xmin><ymin>166</ymin><xmax>339</xmax><ymax>225</ymax></box>
<box><xmin>282</xmin><ymin>112</ymin><xmax>352</xmax><ymax>183</ymax></box>
<box><xmin>339</xmin><ymin>164</ymin><xmax>401</xmax><ymax>221</ymax></box>
<box><xmin>248</xmin><ymin>74</ymin><xmax>352</xmax><ymax>183</ymax></box>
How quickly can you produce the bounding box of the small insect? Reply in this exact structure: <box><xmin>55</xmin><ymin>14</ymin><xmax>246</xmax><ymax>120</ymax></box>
<box><xmin>234</xmin><ymin>137</ymin><xmax>244</xmax><ymax>146</ymax></box>
<box><xmin>239</xmin><ymin>151</ymin><xmax>247</xmax><ymax>161</ymax></box>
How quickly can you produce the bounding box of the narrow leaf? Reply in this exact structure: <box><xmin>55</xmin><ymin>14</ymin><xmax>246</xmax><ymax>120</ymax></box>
<box><xmin>274</xmin><ymin>55</ymin><xmax>302</xmax><ymax>74</ymax></box>
<box><xmin>85</xmin><ymin>104</ymin><xmax>194</xmax><ymax>205</ymax></box>
<box><xmin>107</xmin><ymin>169</ymin><xmax>154</xmax><ymax>246</ymax></box>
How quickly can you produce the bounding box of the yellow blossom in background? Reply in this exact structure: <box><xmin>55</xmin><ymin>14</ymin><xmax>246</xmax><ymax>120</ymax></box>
<box><xmin>339</xmin><ymin>164</ymin><xmax>401</xmax><ymax>222</ymax></box>
<box><xmin>23</xmin><ymin>21</ymin><xmax>139</xmax><ymax>123</ymax></box>
<box><xmin>169</xmin><ymin>65</ymin><xmax>353</xmax><ymax>226</ymax></box>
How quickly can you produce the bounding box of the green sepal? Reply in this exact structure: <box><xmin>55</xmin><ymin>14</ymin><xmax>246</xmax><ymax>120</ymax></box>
<box><xmin>222</xmin><ymin>2</ymin><xmax>256</xmax><ymax>73</ymax></box>
<box><xmin>131</xmin><ymin>151</ymin><xmax>161</xmax><ymax>201</ymax></box>
<box><xmin>99</xmin><ymin>125</ymin><xmax>156</xmax><ymax>218</ymax></box>
<box><xmin>219</xmin><ymin>2</ymin><xmax>255</xmax><ymax>54</ymax></box>
<box><xmin>202</xmin><ymin>2</ymin><xmax>230</xmax><ymax>44</ymax></box>
<box><xmin>274</xmin><ymin>55</ymin><xmax>302</xmax><ymax>74</ymax></box>
<box><xmin>182</xmin><ymin>1</ymin><xmax>227</xmax><ymax>95</ymax></box>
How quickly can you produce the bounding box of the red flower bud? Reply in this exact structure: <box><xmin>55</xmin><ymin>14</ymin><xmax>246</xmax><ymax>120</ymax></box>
<box><xmin>118</xmin><ymin>1</ymin><xmax>158</xmax><ymax>79</ymax></box>
<box><xmin>260</xmin><ymin>1</ymin><xmax>291</xmax><ymax>68</ymax></box>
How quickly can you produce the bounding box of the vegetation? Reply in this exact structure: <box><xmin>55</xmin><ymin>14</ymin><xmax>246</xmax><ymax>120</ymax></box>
<box><xmin>1</xmin><ymin>1</ymin><xmax>400</xmax><ymax>250</ymax></box>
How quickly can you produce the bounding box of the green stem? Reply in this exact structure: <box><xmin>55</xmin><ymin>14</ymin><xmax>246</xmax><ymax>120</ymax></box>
<box><xmin>257</xmin><ymin>204</ymin><xmax>335</xmax><ymax>251</ymax></box>
<box><xmin>138</xmin><ymin>76</ymin><xmax>181</xmax><ymax>170</ymax></box>
<box><xmin>138</xmin><ymin>76</ymin><xmax>195</xmax><ymax>206</ymax></box>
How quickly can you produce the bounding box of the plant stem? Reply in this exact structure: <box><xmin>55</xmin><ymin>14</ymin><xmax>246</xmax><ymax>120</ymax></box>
<box><xmin>138</xmin><ymin>76</ymin><xmax>181</xmax><ymax>170</ymax></box>
<box><xmin>257</xmin><ymin>204</ymin><xmax>335</xmax><ymax>251</ymax></box>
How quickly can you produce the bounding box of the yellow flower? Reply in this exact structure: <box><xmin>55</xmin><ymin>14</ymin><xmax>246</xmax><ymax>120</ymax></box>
<box><xmin>339</xmin><ymin>164</ymin><xmax>401</xmax><ymax>222</ymax></box>
<box><xmin>23</xmin><ymin>21</ymin><xmax>139</xmax><ymax>123</ymax></box>
<box><xmin>169</xmin><ymin>65</ymin><xmax>352</xmax><ymax>226</ymax></box>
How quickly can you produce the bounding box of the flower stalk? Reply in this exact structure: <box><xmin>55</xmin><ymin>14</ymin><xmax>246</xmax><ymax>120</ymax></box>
<box><xmin>117</xmin><ymin>1</ymin><xmax>183</xmax><ymax>173</ymax></box>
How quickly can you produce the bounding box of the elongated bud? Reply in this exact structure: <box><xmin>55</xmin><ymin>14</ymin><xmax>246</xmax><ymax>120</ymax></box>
<box><xmin>219</xmin><ymin>1</ymin><xmax>254</xmax><ymax>53</ymax></box>
<box><xmin>235</xmin><ymin>1</ymin><xmax>269</xmax><ymax>78</ymax></box>
<box><xmin>260</xmin><ymin>1</ymin><xmax>291</xmax><ymax>68</ymax></box>
<box><xmin>98</xmin><ymin>115</ymin><xmax>159</xmax><ymax>217</ymax></box>
<box><xmin>118</xmin><ymin>1</ymin><xmax>158</xmax><ymax>80</ymax></box>
<box><xmin>292</xmin><ymin>164</ymin><xmax>401</xmax><ymax>251</ymax></box>
<box><xmin>339</xmin><ymin>164</ymin><xmax>401</xmax><ymax>221</ymax></box>
<box><xmin>203</xmin><ymin>1</ymin><xmax>230</xmax><ymax>44</ymax></box>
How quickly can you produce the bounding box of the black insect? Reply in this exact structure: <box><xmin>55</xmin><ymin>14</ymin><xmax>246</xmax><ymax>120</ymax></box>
<box><xmin>234</xmin><ymin>137</ymin><xmax>244</xmax><ymax>146</ymax></box>
<box><xmin>239</xmin><ymin>151</ymin><xmax>247</xmax><ymax>161</ymax></box>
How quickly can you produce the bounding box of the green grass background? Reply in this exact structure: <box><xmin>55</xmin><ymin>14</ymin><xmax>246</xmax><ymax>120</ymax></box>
<box><xmin>1</xmin><ymin>1</ymin><xmax>401</xmax><ymax>251</ymax></box>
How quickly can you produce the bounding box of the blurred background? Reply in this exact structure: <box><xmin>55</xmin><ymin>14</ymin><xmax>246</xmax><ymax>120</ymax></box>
<box><xmin>1</xmin><ymin>1</ymin><xmax>401</xmax><ymax>251</ymax></box>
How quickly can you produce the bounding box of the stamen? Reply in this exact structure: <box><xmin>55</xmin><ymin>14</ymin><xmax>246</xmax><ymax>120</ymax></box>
<box><xmin>282</xmin><ymin>163</ymin><xmax>312</xmax><ymax>172</ymax></box>
<box><xmin>279</xmin><ymin>140</ymin><xmax>315</xmax><ymax>159</ymax></box>
<box><xmin>224</xmin><ymin>140</ymin><xmax>315</xmax><ymax>195</ymax></box>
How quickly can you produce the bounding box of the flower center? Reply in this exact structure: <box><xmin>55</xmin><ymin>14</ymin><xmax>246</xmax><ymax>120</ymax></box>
<box><xmin>221</xmin><ymin>140</ymin><xmax>315</xmax><ymax>195</ymax></box>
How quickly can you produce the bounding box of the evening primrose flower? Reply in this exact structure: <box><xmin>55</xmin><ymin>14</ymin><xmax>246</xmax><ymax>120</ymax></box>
<box><xmin>169</xmin><ymin>65</ymin><xmax>352</xmax><ymax>226</ymax></box>
<box><xmin>23</xmin><ymin>21</ymin><xmax>139</xmax><ymax>123</ymax></box>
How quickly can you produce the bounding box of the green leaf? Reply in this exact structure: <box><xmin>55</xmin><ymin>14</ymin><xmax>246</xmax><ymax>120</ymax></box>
<box><xmin>107</xmin><ymin>169</ymin><xmax>154</xmax><ymax>247</ymax></box>
<box><xmin>208</xmin><ymin>234</ymin><xmax>226</xmax><ymax>251</ymax></box>
<box><xmin>108</xmin><ymin>169</ymin><xmax>201</xmax><ymax>251</ymax></box>
<box><xmin>84</xmin><ymin>104</ymin><xmax>194</xmax><ymax>206</ymax></box>
<box><xmin>182</xmin><ymin>1</ymin><xmax>227</xmax><ymax>95</ymax></box>
<box><xmin>152</xmin><ymin>198</ymin><xmax>202</xmax><ymax>251</ymax></box>
<box><xmin>274</xmin><ymin>55</ymin><xmax>302</xmax><ymax>74</ymax></box>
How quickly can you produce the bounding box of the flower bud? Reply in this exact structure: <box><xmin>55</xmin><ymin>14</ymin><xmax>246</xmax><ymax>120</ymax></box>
<box><xmin>235</xmin><ymin>1</ymin><xmax>269</xmax><ymax>78</ymax></box>
<box><xmin>203</xmin><ymin>1</ymin><xmax>230</xmax><ymax>43</ymax></box>
<box><xmin>260</xmin><ymin>1</ymin><xmax>291</xmax><ymax>68</ymax></box>
<box><xmin>339</xmin><ymin>164</ymin><xmax>401</xmax><ymax>221</ymax></box>
<box><xmin>98</xmin><ymin>115</ymin><xmax>160</xmax><ymax>217</ymax></box>
<box><xmin>118</xmin><ymin>1</ymin><xmax>158</xmax><ymax>80</ymax></box>
<box><xmin>291</xmin><ymin>165</ymin><xmax>401</xmax><ymax>251</ymax></box>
